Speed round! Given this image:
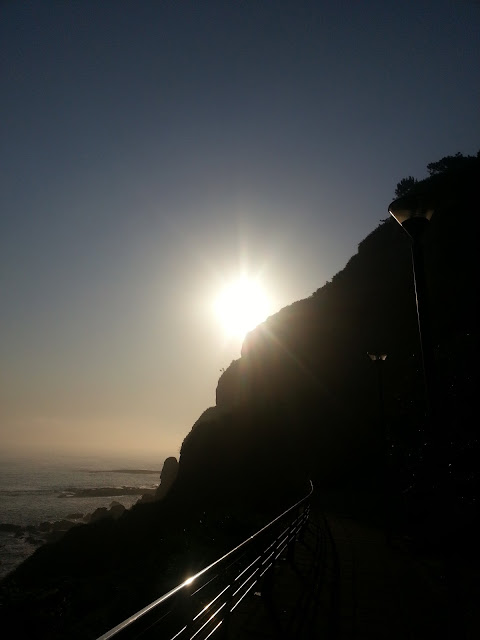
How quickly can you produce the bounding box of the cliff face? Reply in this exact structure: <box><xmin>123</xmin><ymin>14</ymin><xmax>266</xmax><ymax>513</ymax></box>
<box><xmin>178</xmin><ymin>219</ymin><xmax>415</xmax><ymax>501</ymax></box>
<box><xmin>216</xmin><ymin>218</ymin><xmax>417</xmax><ymax>417</ymax></box>
<box><xmin>179</xmin><ymin>156</ymin><xmax>479</xmax><ymax>501</ymax></box>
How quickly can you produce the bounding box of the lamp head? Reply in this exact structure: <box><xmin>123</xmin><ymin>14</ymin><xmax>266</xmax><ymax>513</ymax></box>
<box><xmin>388</xmin><ymin>195</ymin><xmax>434</xmax><ymax>240</ymax></box>
<box><xmin>368</xmin><ymin>353</ymin><xmax>387</xmax><ymax>362</ymax></box>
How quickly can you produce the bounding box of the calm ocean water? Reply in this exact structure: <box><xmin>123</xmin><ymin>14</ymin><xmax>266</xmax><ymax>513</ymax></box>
<box><xmin>0</xmin><ymin>453</ymin><xmax>167</xmax><ymax>579</ymax></box>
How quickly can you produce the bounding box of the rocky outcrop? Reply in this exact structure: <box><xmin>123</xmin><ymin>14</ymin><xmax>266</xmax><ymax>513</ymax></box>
<box><xmin>155</xmin><ymin>457</ymin><xmax>179</xmax><ymax>500</ymax></box>
<box><xmin>0</xmin><ymin>500</ymin><xmax>128</xmax><ymax>550</ymax></box>
<box><xmin>84</xmin><ymin>501</ymin><xmax>128</xmax><ymax>523</ymax></box>
<box><xmin>109</xmin><ymin>501</ymin><xmax>126</xmax><ymax>519</ymax></box>
<box><xmin>137</xmin><ymin>456</ymin><xmax>179</xmax><ymax>503</ymax></box>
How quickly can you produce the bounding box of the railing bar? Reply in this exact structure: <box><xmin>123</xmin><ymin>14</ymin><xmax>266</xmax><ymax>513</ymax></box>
<box><xmin>230</xmin><ymin>580</ymin><xmax>258</xmax><ymax>612</ymax></box>
<box><xmin>277</xmin><ymin>534</ymin><xmax>289</xmax><ymax>548</ymax></box>
<box><xmin>277</xmin><ymin>525</ymin><xmax>290</xmax><ymax>539</ymax></box>
<box><xmin>96</xmin><ymin>582</ymin><xmax>195</xmax><ymax>640</ymax></box>
<box><xmin>169</xmin><ymin>625</ymin><xmax>188</xmax><ymax>640</ymax></box>
<box><xmin>263</xmin><ymin>538</ymin><xmax>278</xmax><ymax>554</ymax></box>
<box><xmin>97</xmin><ymin>482</ymin><xmax>313</xmax><ymax>639</ymax></box>
<box><xmin>234</xmin><ymin>554</ymin><xmax>262</xmax><ymax>581</ymax></box>
<box><xmin>190</xmin><ymin>574</ymin><xmax>221</xmax><ymax>599</ymax></box>
<box><xmin>260</xmin><ymin>551</ymin><xmax>275</xmax><ymax>567</ymax></box>
<box><xmin>203</xmin><ymin>620</ymin><xmax>223</xmax><ymax>640</ymax></box>
<box><xmin>278</xmin><ymin>536</ymin><xmax>288</xmax><ymax>549</ymax></box>
<box><xmin>192</xmin><ymin>585</ymin><xmax>230</xmax><ymax>621</ymax></box>
<box><xmin>232</xmin><ymin>569</ymin><xmax>260</xmax><ymax>598</ymax></box>
<box><xmin>220</xmin><ymin>554</ymin><xmax>250</xmax><ymax>578</ymax></box>
<box><xmin>259</xmin><ymin>561</ymin><xmax>274</xmax><ymax>578</ymax></box>
<box><xmin>192</xmin><ymin>482</ymin><xmax>312</xmax><ymax>577</ymax></box>
<box><xmin>190</xmin><ymin>602</ymin><xmax>227</xmax><ymax>640</ymax></box>
<box><xmin>274</xmin><ymin>547</ymin><xmax>286</xmax><ymax>561</ymax></box>
<box><xmin>126</xmin><ymin>608</ymin><xmax>175</xmax><ymax>639</ymax></box>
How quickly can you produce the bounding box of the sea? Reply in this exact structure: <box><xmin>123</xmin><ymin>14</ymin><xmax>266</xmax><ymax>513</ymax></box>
<box><xmin>0</xmin><ymin>452</ymin><xmax>168</xmax><ymax>580</ymax></box>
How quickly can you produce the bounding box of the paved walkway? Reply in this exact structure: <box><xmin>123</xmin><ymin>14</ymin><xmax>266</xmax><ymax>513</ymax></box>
<box><xmin>326</xmin><ymin>514</ymin><xmax>450</xmax><ymax>640</ymax></box>
<box><xmin>227</xmin><ymin>503</ymin><xmax>474</xmax><ymax>639</ymax></box>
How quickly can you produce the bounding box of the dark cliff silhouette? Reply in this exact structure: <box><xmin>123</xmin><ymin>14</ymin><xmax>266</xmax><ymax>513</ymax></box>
<box><xmin>179</xmin><ymin>151</ymin><xmax>479</xmax><ymax>504</ymax></box>
<box><xmin>1</xmin><ymin>152</ymin><xmax>478</xmax><ymax>639</ymax></box>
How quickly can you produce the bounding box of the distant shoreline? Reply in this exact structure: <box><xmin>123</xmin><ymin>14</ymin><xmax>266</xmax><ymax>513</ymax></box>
<box><xmin>59</xmin><ymin>486</ymin><xmax>156</xmax><ymax>498</ymax></box>
<box><xmin>86</xmin><ymin>469</ymin><xmax>160</xmax><ymax>474</ymax></box>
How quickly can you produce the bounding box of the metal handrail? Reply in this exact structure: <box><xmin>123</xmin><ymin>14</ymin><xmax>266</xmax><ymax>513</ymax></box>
<box><xmin>97</xmin><ymin>481</ymin><xmax>313</xmax><ymax>640</ymax></box>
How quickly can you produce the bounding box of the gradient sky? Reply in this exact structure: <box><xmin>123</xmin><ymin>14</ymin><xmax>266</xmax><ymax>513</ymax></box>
<box><xmin>1</xmin><ymin>1</ymin><xmax>479</xmax><ymax>459</ymax></box>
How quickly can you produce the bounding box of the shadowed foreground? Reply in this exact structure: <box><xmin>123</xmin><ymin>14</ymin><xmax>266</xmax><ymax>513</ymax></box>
<box><xmin>226</xmin><ymin>495</ymin><xmax>478</xmax><ymax>639</ymax></box>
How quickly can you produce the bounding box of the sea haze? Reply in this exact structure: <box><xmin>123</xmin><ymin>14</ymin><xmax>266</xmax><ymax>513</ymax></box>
<box><xmin>0</xmin><ymin>452</ymin><xmax>168</xmax><ymax>579</ymax></box>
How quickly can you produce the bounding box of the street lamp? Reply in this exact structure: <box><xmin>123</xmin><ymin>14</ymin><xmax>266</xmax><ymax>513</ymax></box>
<box><xmin>388</xmin><ymin>196</ymin><xmax>436</xmax><ymax>431</ymax></box>
<box><xmin>390</xmin><ymin>194</ymin><xmax>466</xmax><ymax>636</ymax></box>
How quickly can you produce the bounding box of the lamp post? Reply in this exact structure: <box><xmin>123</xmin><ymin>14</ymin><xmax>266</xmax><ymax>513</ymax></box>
<box><xmin>388</xmin><ymin>197</ymin><xmax>436</xmax><ymax>433</ymax></box>
<box><xmin>389</xmin><ymin>195</ymin><xmax>467</xmax><ymax>637</ymax></box>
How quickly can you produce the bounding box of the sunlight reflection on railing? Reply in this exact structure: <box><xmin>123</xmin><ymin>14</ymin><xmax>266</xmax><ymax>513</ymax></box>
<box><xmin>97</xmin><ymin>481</ymin><xmax>313</xmax><ymax>640</ymax></box>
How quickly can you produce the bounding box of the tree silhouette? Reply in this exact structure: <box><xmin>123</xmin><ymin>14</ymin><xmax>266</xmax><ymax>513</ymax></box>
<box><xmin>426</xmin><ymin>151</ymin><xmax>477</xmax><ymax>176</ymax></box>
<box><xmin>394</xmin><ymin>176</ymin><xmax>417</xmax><ymax>198</ymax></box>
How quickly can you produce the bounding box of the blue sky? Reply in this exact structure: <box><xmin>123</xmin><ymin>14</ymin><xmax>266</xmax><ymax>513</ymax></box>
<box><xmin>1</xmin><ymin>1</ymin><xmax>479</xmax><ymax>458</ymax></box>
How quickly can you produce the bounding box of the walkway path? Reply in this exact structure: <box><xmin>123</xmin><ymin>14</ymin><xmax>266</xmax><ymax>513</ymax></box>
<box><xmin>227</xmin><ymin>502</ymin><xmax>467</xmax><ymax>639</ymax></box>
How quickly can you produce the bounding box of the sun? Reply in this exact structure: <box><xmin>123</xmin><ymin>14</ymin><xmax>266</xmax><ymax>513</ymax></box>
<box><xmin>214</xmin><ymin>276</ymin><xmax>271</xmax><ymax>339</ymax></box>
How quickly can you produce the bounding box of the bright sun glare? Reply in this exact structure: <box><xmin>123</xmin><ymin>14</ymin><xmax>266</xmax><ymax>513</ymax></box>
<box><xmin>214</xmin><ymin>276</ymin><xmax>271</xmax><ymax>339</ymax></box>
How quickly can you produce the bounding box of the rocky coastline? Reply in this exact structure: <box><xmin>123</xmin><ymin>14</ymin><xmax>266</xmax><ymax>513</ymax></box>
<box><xmin>0</xmin><ymin>499</ymin><xmax>129</xmax><ymax>548</ymax></box>
<box><xmin>57</xmin><ymin>486</ymin><xmax>155</xmax><ymax>498</ymax></box>
<box><xmin>0</xmin><ymin>458</ymin><xmax>179</xmax><ymax>574</ymax></box>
